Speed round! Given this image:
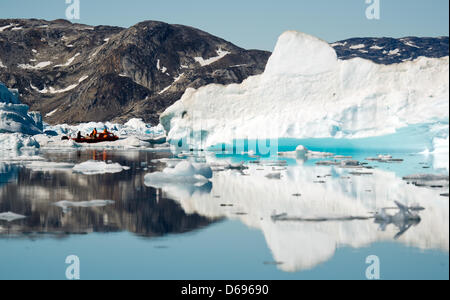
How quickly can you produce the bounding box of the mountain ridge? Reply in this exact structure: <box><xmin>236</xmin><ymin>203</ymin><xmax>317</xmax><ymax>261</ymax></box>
<box><xmin>1</xmin><ymin>18</ymin><xmax>448</xmax><ymax>125</ymax></box>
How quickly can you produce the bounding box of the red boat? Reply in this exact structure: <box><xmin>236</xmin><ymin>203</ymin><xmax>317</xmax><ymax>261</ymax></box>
<box><xmin>62</xmin><ymin>133</ymin><xmax>119</xmax><ymax>144</ymax></box>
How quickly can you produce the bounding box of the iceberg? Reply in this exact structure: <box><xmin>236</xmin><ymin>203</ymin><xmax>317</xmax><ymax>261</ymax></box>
<box><xmin>0</xmin><ymin>82</ymin><xmax>43</xmax><ymax>135</ymax></box>
<box><xmin>0</xmin><ymin>133</ymin><xmax>40</xmax><ymax>151</ymax></box>
<box><xmin>160</xmin><ymin>31</ymin><xmax>449</xmax><ymax>152</ymax></box>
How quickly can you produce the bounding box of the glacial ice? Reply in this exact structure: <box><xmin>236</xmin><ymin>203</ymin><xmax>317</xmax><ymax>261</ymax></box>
<box><xmin>0</xmin><ymin>133</ymin><xmax>40</xmax><ymax>151</ymax></box>
<box><xmin>161</xmin><ymin>31</ymin><xmax>449</xmax><ymax>153</ymax></box>
<box><xmin>0</xmin><ymin>83</ymin><xmax>43</xmax><ymax>135</ymax></box>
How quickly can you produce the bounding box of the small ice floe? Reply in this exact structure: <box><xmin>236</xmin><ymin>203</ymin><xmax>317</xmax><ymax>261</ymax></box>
<box><xmin>263</xmin><ymin>261</ymin><xmax>284</xmax><ymax>266</ymax></box>
<box><xmin>279</xmin><ymin>145</ymin><xmax>333</xmax><ymax>160</ymax></box>
<box><xmin>144</xmin><ymin>161</ymin><xmax>212</xmax><ymax>186</ymax></box>
<box><xmin>72</xmin><ymin>160</ymin><xmax>130</xmax><ymax>175</ymax></box>
<box><xmin>315</xmin><ymin>160</ymin><xmax>340</xmax><ymax>166</ymax></box>
<box><xmin>53</xmin><ymin>200</ymin><xmax>115</xmax><ymax>212</ymax></box>
<box><xmin>365</xmin><ymin>154</ymin><xmax>404</xmax><ymax>163</ymax></box>
<box><xmin>339</xmin><ymin>160</ymin><xmax>362</xmax><ymax>168</ymax></box>
<box><xmin>271</xmin><ymin>211</ymin><xmax>372</xmax><ymax>223</ymax></box>
<box><xmin>402</xmin><ymin>174</ymin><xmax>449</xmax><ymax>189</ymax></box>
<box><xmin>228</xmin><ymin>163</ymin><xmax>249</xmax><ymax>170</ymax></box>
<box><xmin>25</xmin><ymin>161</ymin><xmax>74</xmax><ymax>172</ymax></box>
<box><xmin>334</xmin><ymin>155</ymin><xmax>353</xmax><ymax>159</ymax></box>
<box><xmin>349</xmin><ymin>171</ymin><xmax>374</xmax><ymax>176</ymax></box>
<box><xmin>259</xmin><ymin>160</ymin><xmax>288</xmax><ymax>167</ymax></box>
<box><xmin>265</xmin><ymin>172</ymin><xmax>281</xmax><ymax>180</ymax></box>
<box><xmin>0</xmin><ymin>212</ymin><xmax>26</xmax><ymax>222</ymax></box>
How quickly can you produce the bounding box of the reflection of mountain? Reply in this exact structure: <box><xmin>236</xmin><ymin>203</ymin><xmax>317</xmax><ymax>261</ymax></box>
<box><xmin>0</xmin><ymin>160</ymin><xmax>217</xmax><ymax>238</ymax></box>
<box><xmin>159</xmin><ymin>156</ymin><xmax>449</xmax><ymax>272</ymax></box>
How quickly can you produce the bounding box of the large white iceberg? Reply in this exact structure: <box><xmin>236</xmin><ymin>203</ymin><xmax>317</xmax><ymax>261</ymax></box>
<box><xmin>161</xmin><ymin>31</ymin><xmax>449</xmax><ymax>152</ymax></box>
<box><xmin>0</xmin><ymin>82</ymin><xmax>43</xmax><ymax>135</ymax></box>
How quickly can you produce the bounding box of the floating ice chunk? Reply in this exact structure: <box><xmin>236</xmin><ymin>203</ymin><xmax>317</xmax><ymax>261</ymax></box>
<box><xmin>402</xmin><ymin>174</ymin><xmax>449</xmax><ymax>189</ymax></box>
<box><xmin>279</xmin><ymin>145</ymin><xmax>333</xmax><ymax>159</ymax></box>
<box><xmin>25</xmin><ymin>161</ymin><xmax>75</xmax><ymax>172</ymax></box>
<box><xmin>340</xmin><ymin>160</ymin><xmax>362</xmax><ymax>167</ymax></box>
<box><xmin>73</xmin><ymin>160</ymin><xmax>130</xmax><ymax>175</ymax></box>
<box><xmin>0</xmin><ymin>212</ymin><xmax>26</xmax><ymax>222</ymax></box>
<box><xmin>144</xmin><ymin>161</ymin><xmax>212</xmax><ymax>187</ymax></box>
<box><xmin>53</xmin><ymin>200</ymin><xmax>115</xmax><ymax>212</ymax></box>
<box><xmin>365</xmin><ymin>155</ymin><xmax>404</xmax><ymax>163</ymax></box>
<box><xmin>265</xmin><ymin>172</ymin><xmax>282</xmax><ymax>179</ymax></box>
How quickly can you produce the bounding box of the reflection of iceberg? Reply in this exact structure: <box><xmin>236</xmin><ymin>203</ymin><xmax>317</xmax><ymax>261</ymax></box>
<box><xmin>373</xmin><ymin>201</ymin><xmax>423</xmax><ymax>240</ymax></box>
<box><xmin>144</xmin><ymin>161</ymin><xmax>213</xmax><ymax>200</ymax></box>
<box><xmin>144</xmin><ymin>161</ymin><xmax>212</xmax><ymax>186</ymax></box>
<box><xmin>160</xmin><ymin>162</ymin><xmax>449</xmax><ymax>272</ymax></box>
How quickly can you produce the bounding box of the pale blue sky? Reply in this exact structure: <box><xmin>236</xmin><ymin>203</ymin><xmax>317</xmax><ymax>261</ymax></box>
<box><xmin>0</xmin><ymin>0</ymin><xmax>448</xmax><ymax>51</ymax></box>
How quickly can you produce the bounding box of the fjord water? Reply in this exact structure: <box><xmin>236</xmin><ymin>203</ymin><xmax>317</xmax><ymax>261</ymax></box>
<box><xmin>0</xmin><ymin>148</ymin><xmax>448</xmax><ymax>280</ymax></box>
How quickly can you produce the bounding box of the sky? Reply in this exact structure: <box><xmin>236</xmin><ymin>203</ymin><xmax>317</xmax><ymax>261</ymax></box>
<box><xmin>0</xmin><ymin>0</ymin><xmax>448</xmax><ymax>51</ymax></box>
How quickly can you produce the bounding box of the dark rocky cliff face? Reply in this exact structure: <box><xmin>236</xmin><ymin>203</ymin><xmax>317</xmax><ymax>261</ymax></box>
<box><xmin>1</xmin><ymin>19</ymin><xmax>448</xmax><ymax>125</ymax></box>
<box><xmin>0</xmin><ymin>19</ymin><xmax>270</xmax><ymax>125</ymax></box>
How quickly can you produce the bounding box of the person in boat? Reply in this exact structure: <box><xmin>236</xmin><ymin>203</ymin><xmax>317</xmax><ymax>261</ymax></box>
<box><xmin>90</xmin><ymin>128</ymin><xmax>98</xmax><ymax>138</ymax></box>
<box><xmin>77</xmin><ymin>131</ymin><xmax>82</xmax><ymax>139</ymax></box>
<box><xmin>101</xmin><ymin>127</ymin><xmax>110</xmax><ymax>139</ymax></box>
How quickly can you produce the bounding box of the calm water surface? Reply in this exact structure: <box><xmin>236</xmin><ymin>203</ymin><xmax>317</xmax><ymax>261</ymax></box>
<box><xmin>0</xmin><ymin>148</ymin><xmax>448</xmax><ymax>280</ymax></box>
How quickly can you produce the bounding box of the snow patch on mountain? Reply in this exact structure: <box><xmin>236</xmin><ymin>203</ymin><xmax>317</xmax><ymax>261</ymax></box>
<box><xmin>54</xmin><ymin>53</ymin><xmax>80</xmax><ymax>68</ymax></box>
<box><xmin>194</xmin><ymin>48</ymin><xmax>230</xmax><ymax>66</ymax></box>
<box><xmin>18</xmin><ymin>61</ymin><xmax>52</xmax><ymax>70</ymax></box>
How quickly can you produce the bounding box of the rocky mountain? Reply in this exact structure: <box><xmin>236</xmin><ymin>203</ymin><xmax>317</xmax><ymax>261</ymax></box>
<box><xmin>332</xmin><ymin>36</ymin><xmax>449</xmax><ymax>64</ymax></box>
<box><xmin>0</xmin><ymin>19</ymin><xmax>448</xmax><ymax>125</ymax></box>
<box><xmin>0</xmin><ymin>19</ymin><xmax>270</xmax><ymax>125</ymax></box>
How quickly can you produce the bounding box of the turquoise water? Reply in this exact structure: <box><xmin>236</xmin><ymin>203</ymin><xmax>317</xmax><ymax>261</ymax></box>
<box><xmin>0</xmin><ymin>148</ymin><xmax>448</xmax><ymax>280</ymax></box>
